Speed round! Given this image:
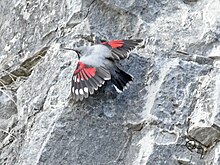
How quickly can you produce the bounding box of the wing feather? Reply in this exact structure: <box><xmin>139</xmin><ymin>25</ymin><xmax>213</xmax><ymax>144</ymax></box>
<box><xmin>71</xmin><ymin>61</ymin><xmax>111</xmax><ymax>101</ymax></box>
<box><xmin>102</xmin><ymin>39</ymin><xmax>142</xmax><ymax>60</ymax></box>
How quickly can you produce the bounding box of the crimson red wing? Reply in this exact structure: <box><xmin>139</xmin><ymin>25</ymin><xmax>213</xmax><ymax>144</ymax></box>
<box><xmin>71</xmin><ymin>61</ymin><xmax>111</xmax><ymax>101</ymax></box>
<box><xmin>102</xmin><ymin>39</ymin><xmax>143</xmax><ymax>60</ymax></box>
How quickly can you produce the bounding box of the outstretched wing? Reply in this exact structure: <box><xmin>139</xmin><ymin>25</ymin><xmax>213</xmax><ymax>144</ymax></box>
<box><xmin>71</xmin><ymin>61</ymin><xmax>111</xmax><ymax>101</ymax></box>
<box><xmin>102</xmin><ymin>39</ymin><xmax>143</xmax><ymax>60</ymax></box>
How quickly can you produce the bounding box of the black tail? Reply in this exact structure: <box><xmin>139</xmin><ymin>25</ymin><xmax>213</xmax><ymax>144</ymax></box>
<box><xmin>111</xmin><ymin>67</ymin><xmax>133</xmax><ymax>92</ymax></box>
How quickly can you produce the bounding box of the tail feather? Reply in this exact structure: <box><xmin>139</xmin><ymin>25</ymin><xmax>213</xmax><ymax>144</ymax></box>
<box><xmin>111</xmin><ymin>67</ymin><xmax>133</xmax><ymax>92</ymax></box>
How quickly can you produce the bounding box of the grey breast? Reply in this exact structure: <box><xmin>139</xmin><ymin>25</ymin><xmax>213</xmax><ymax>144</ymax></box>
<box><xmin>80</xmin><ymin>44</ymin><xmax>112</xmax><ymax>67</ymax></box>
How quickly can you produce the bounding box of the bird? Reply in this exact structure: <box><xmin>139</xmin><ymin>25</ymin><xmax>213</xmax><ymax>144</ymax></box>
<box><xmin>63</xmin><ymin>39</ymin><xmax>143</xmax><ymax>101</ymax></box>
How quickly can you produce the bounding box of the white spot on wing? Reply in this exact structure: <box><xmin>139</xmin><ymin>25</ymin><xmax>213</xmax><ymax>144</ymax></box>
<box><xmin>79</xmin><ymin>89</ymin><xmax>84</xmax><ymax>95</ymax></box>
<box><xmin>75</xmin><ymin>89</ymin><xmax>79</xmax><ymax>95</ymax></box>
<box><xmin>72</xmin><ymin>87</ymin><xmax>75</xmax><ymax>93</ymax></box>
<box><xmin>84</xmin><ymin>87</ymin><xmax>88</xmax><ymax>93</ymax></box>
<box><xmin>104</xmin><ymin>77</ymin><xmax>111</xmax><ymax>80</ymax></box>
<box><xmin>113</xmin><ymin>85</ymin><xmax>122</xmax><ymax>93</ymax></box>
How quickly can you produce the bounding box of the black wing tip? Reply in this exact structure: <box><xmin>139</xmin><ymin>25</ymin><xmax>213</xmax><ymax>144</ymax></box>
<box><xmin>111</xmin><ymin>68</ymin><xmax>133</xmax><ymax>93</ymax></box>
<box><xmin>134</xmin><ymin>39</ymin><xmax>143</xmax><ymax>42</ymax></box>
<box><xmin>124</xmin><ymin>39</ymin><xmax>143</xmax><ymax>43</ymax></box>
<box><xmin>113</xmin><ymin>79</ymin><xmax>133</xmax><ymax>93</ymax></box>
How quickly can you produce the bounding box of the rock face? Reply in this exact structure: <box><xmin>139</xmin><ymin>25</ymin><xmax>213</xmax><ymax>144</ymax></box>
<box><xmin>0</xmin><ymin>0</ymin><xmax>220</xmax><ymax>164</ymax></box>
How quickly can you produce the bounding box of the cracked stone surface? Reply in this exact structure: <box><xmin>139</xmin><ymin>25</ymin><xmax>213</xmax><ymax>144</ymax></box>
<box><xmin>0</xmin><ymin>0</ymin><xmax>220</xmax><ymax>165</ymax></box>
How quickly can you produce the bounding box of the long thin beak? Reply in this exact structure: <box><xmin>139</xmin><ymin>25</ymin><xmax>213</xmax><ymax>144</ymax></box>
<box><xmin>61</xmin><ymin>47</ymin><xmax>80</xmax><ymax>59</ymax></box>
<box><xmin>61</xmin><ymin>47</ymin><xmax>76</xmax><ymax>51</ymax></box>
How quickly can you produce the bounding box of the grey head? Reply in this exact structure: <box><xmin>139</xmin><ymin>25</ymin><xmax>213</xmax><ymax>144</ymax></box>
<box><xmin>73</xmin><ymin>46</ymin><xmax>89</xmax><ymax>58</ymax></box>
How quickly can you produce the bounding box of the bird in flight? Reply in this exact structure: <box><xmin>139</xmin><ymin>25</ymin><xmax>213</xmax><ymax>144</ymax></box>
<box><xmin>63</xmin><ymin>39</ymin><xmax>143</xmax><ymax>101</ymax></box>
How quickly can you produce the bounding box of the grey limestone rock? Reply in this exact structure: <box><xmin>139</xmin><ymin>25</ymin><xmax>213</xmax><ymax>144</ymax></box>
<box><xmin>0</xmin><ymin>0</ymin><xmax>220</xmax><ymax>164</ymax></box>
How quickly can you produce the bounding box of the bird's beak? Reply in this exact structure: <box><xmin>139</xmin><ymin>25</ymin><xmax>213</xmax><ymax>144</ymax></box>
<box><xmin>61</xmin><ymin>47</ymin><xmax>77</xmax><ymax>51</ymax></box>
<box><xmin>61</xmin><ymin>47</ymin><xmax>80</xmax><ymax>59</ymax></box>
